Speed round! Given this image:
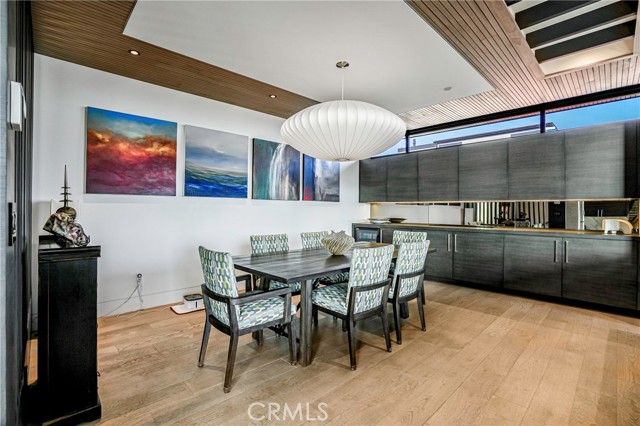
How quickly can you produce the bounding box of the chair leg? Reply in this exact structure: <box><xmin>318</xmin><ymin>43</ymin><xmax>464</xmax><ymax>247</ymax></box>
<box><xmin>381</xmin><ymin>309</ymin><xmax>392</xmax><ymax>353</ymax></box>
<box><xmin>256</xmin><ymin>329</ymin><xmax>264</xmax><ymax>346</ymax></box>
<box><xmin>347</xmin><ymin>320</ymin><xmax>357</xmax><ymax>371</ymax></box>
<box><xmin>342</xmin><ymin>319</ymin><xmax>347</xmax><ymax>332</ymax></box>
<box><xmin>312</xmin><ymin>306</ymin><xmax>318</xmax><ymax>327</ymax></box>
<box><xmin>223</xmin><ymin>332</ymin><xmax>239</xmax><ymax>393</ymax></box>
<box><xmin>197</xmin><ymin>320</ymin><xmax>211</xmax><ymax>367</ymax></box>
<box><xmin>417</xmin><ymin>292</ymin><xmax>427</xmax><ymax>332</ymax></box>
<box><xmin>288</xmin><ymin>318</ymin><xmax>298</xmax><ymax>365</ymax></box>
<box><xmin>392</xmin><ymin>301</ymin><xmax>402</xmax><ymax>345</ymax></box>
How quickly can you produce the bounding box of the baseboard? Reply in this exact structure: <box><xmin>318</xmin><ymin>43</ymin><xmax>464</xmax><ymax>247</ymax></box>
<box><xmin>97</xmin><ymin>285</ymin><xmax>201</xmax><ymax>317</ymax></box>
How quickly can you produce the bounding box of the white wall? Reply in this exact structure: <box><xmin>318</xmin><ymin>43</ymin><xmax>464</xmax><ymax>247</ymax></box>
<box><xmin>32</xmin><ymin>55</ymin><xmax>368</xmax><ymax>317</ymax></box>
<box><xmin>371</xmin><ymin>204</ymin><xmax>463</xmax><ymax>225</ymax></box>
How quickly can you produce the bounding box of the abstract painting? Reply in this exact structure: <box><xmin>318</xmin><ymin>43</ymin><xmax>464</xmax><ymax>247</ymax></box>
<box><xmin>303</xmin><ymin>155</ymin><xmax>340</xmax><ymax>202</ymax></box>
<box><xmin>252</xmin><ymin>139</ymin><xmax>300</xmax><ymax>200</ymax></box>
<box><xmin>85</xmin><ymin>107</ymin><xmax>176</xmax><ymax>195</ymax></box>
<box><xmin>184</xmin><ymin>126</ymin><xmax>248</xmax><ymax>198</ymax></box>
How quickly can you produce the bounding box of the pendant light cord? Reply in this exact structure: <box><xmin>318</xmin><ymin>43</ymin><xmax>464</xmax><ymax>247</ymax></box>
<box><xmin>341</xmin><ymin>69</ymin><xmax>345</xmax><ymax>101</ymax></box>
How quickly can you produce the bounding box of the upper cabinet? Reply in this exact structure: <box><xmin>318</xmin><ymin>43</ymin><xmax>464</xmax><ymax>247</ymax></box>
<box><xmin>418</xmin><ymin>148</ymin><xmax>459</xmax><ymax>201</ymax></box>
<box><xmin>459</xmin><ymin>140</ymin><xmax>508</xmax><ymax>201</ymax></box>
<box><xmin>508</xmin><ymin>132</ymin><xmax>565</xmax><ymax>200</ymax></box>
<box><xmin>386</xmin><ymin>154</ymin><xmax>418</xmax><ymax>202</ymax></box>
<box><xmin>565</xmin><ymin>121</ymin><xmax>637</xmax><ymax>199</ymax></box>
<box><xmin>359</xmin><ymin>157</ymin><xmax>387</xmax><ymax>202</ymax></box>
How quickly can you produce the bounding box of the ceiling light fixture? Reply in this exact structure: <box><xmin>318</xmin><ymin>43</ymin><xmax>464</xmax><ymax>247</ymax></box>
<box><xmin>281</xmin><ymin>61</ymin><xmax>406</xmax><ymax>162</ymax></box>
<box><xmin>128</xmin><ymin>49</ymin><xmax>140</xmax><ymax>56</ymax></box>
<box><xmin>443</xmin><ymin>86</ymin><xmax>452</xmax><ymax>91</ymax></box>
<box><xmin>269</xmin><ymin>94</ymin><xmax>277</xmax><ymax>98</ymax></box>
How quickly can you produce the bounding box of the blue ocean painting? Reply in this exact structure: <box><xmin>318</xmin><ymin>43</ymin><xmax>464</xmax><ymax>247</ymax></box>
<box><xmin>184</xmin><ymin>126</ymin><xmax>248</xmax><ymax>198</ymax></box>
<box><xmin>252</xmin><ymin>139</ymin><xmax>300</xmax><ymax>200</ymax></box>
<box><xmin>303</xmin><ymin>155</ymin><xmax>340</xmax><ymax>202</ymax></box>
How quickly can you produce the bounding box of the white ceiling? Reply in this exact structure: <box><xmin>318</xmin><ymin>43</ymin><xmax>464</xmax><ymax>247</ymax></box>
<box><xmin>125</xmin><ymin>0</ymin><xmax>493</xmax><ymax>115</ymax></box>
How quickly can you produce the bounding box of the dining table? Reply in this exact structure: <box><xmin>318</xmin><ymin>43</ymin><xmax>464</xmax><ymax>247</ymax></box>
<box><xmin>232</xmin><ymin>242</ymin><xmax>436</xmax><ymax>366</ymax></box>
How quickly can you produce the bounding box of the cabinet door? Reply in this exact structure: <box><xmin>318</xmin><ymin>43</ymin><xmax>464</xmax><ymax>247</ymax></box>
<box><xmin>359</xmin><ymin>158</ymin><xmax>387</xmax><ymax>202</ymax></box>
<box><xmin>380</xmin><ymin>227</ymin><xmax>397</xmax><ymax>244</ymax></box>
<box><xmin>562</xmin><ymin>238</ymin><xmax>638</xmax><ymax>309</ymax></box>
<box><xmin>387</xmin><ymin>154</ymin><xmax>418</xmax><ymax>202</ymax></box>
<box><xmin>418</xmin><ymin>148</ymin><xmax>459</xmax><ymax>201</ymax></box>
<box><xmin>424</xmin><ymin>230</ymin><xmax>453</xmax><ymax>280</ymax></box>
<box><xmin>459</xmin><ymin>140</ymin><xmax>508</xmax><ymax>201</ymax></box>
<box><xmin>565</xmin><ymin>121</ymin><xmax>637</xmax><ymax>199</ymax></box>
<box><xmin>504</xmin><ymin>235</ymin><xmax>562</xmax><ymax>296</ymax></box>
<box><xmin>453</xmin><ymin>232</ymin><xmax>504</xmax><ymax>287</ymax></box>
<box><xmin>508</xmin><ymin>132</ymin><xmax>565</xmax><ymax>200</ymax></box>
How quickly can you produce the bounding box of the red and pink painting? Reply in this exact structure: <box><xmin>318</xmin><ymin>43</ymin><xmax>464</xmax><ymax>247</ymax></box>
<box><xmin>85</xmin><ymin>107</ymin><xmax>177</xmax><ymax>195</ymax></box>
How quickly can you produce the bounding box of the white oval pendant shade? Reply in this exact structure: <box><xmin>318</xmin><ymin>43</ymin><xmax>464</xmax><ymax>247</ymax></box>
<box><xmin>280</xmin><ymin>100</ymin><xmax>406</xmax><ymax>161</ymax></box>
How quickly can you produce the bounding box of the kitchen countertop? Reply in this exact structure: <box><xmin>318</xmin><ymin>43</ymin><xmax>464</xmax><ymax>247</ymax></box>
<box><xmin>353</xmin><ymin>222</ymin><xmax>640</xmax><ymax>239</ymax></box>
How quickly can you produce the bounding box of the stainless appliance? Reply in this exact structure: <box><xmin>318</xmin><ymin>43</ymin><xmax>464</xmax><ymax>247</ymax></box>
<box><xmin>354</xmin><ymin>227</ymin><xmax>381</xmax><ymax>242</ymax></box>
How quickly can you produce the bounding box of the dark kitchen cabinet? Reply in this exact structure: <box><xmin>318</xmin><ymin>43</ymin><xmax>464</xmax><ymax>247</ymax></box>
<box><xmin>453</xmin><ymin>232</ymin><xmax>504</xmax><ymax>287</ymax></box>
<box><xmin>584</xmin><ymin>201</ymin><xmax>630</xmax><ymax>217</ymax></box>
<box><xmin>418</xmin><ymin>148</ymin><xmax>459</xmax><ymax>201</ymax></box>
<box><xmin>565</xmin><ymin>121</ymin><xmax>637</xmax><ymax>199</ymax></box>
<box><xmin>359</xmin><ymin>157</ymin><xmax>387</xmax><ymax>202</ymax></box>
<box><xmin>387</xmin><ymin>154</ymin><xmax>418</xmax><ymax>202</ymax></box>
<box><xmin>424</xmin><ymin>230</ymin><xmax>453</xmax><ymax>280</ymax></box>
<box><xmin>459</xmin><ymin>140</ymin><xmax>508</xmax><ymax>201</ymax></box>
<box><xmin>38</xmin><ymin>242</ymin><xmax>102</xmax><ymax>424</ymax></box>
<box><xmin>504</xmin><ymin>235</ymin><xmax>562</xmax><ymax>296</ymax></box>
<box><xmin>508</xmin><ymin>132</ymin><xmax>565</xmax><ymax>200</ymax></box>
<box><xmin>562</xmin><ymin>238</ymin><xmax>637</xmax><ymax>309</ymax></box>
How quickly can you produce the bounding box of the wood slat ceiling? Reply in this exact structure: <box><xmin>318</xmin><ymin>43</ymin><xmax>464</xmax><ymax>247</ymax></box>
<box><xmin>31</xmin><ymin>0</ymin><xmax>640</xmax><ymax>130</ymax></box>
<box><xmin>30</xmin><ymin>0</ymin><xmax>317</xmax><ymax>119</ymax></box>
<box><xmin>400</xmin><ymin>0</ymin><xmax>640</xmax><ymax>129</ymax></box>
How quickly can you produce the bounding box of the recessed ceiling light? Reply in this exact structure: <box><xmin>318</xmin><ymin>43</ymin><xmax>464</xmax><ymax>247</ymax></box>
<box><xmin>269</xmin><ymin>94</ymin><xmax>277</xmax><ymax>99</ymax></box>
<box><xmin>128</xmin><ymin>49</ymin><xmax>140</xmax><ymax>56</ymax></box>
<box><xmin>443</xmin><ymin>86</ymin><xmax>452</xmax><ymax>91</ymax></box>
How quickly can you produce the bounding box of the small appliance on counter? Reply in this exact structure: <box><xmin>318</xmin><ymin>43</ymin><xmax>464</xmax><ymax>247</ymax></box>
<box><xmin>602</xmin><ymin>219</ymin><xmax>634</xmax><ymax>235</ymax></box>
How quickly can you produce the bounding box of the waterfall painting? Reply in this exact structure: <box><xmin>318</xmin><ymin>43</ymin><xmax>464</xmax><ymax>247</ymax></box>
<box><xmin>184</xmin><ymin>126</ymin><xmax>248</xmax><ymax>198</ymax></box>
<box><xmin>303</xmin><ymin>155</ymin><xmax>340</xmax><ymax>202</ymax></box>
<box><xmin>85</xmin><ymin>107</ymin><xmax>177</xmax><ymax>195</ymax></box>
<box><xmin>252</xmin><ymin>139</ymin><xmax>300</xmax><ymax>200</ymax></box>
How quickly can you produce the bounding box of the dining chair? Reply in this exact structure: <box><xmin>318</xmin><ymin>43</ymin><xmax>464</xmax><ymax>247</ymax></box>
<box><xmin>311</xmin><ymin>244</ymin><xmax>394</xmax><ymax>370</ymax></box>
<box><xmin>250</xmin><ymin>234</ymin><xmax>303</xmax><ymax>294</ymax></box>
<box><xmin>300</xmin><ymin>231</ymin><xmax>349</xmax><ymax>285</ymax></box>
<box><xmin>388</xmin><ymin>240</ymin><xmax>430</xmax><ymax>344</ymax></box>
<box><xmin>389</xmin><ymin>230</ymin><xmax>429</xmax><ymax>304</ymax></box>
<box><xmin>197</xmin><ymin>246</ymin><xmax>297</xmax><ymax>393</ymax></box>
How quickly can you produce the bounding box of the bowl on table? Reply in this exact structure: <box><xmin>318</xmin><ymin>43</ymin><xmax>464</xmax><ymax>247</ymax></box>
<box><xmin>367</xmin><ymin>218</ymin><xmax>389</xmax><ymax>224</ymax></box>
<box><xmin>388</xmin><ymin>218</ymin><xmax>406</xmax><ymax>223</ymax></box>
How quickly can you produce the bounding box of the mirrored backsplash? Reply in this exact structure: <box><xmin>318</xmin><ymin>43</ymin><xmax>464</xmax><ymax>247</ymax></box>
<box><xmin>370</xmin><ymin>200</ymin><xmax>639</xmax><ymax>231</ymax></box>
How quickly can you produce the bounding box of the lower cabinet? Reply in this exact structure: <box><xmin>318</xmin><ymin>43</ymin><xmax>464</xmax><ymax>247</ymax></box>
<box><xmin>425</xmin><ymin>230</ymin><xmax>453</xmax><ymax>280</ymax></box>
<box><xmin>453</xmin><ymin>232</ymin><xmax>504</xmax><ymax>287</ymax></box>
<box><xmin>504</xmin><ymin>235</ymin><xmax>562</xmax><ymax>297</ymax></box>
<box><xmin>562</xmin><ymin>238</ymin><xmax>638</xmax><ymax>309</ymax></box>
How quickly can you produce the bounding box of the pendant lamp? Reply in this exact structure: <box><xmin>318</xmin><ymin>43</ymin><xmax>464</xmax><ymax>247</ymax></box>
<box><xmin>281</xmin><ymin>61</ymin><xmax>406</xmax><ymax>161</ymax></box>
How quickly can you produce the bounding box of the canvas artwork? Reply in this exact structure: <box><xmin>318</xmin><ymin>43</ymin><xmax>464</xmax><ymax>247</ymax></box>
<box><xmin>85</xmin><ymin>107</ymin><xmax>177</xmax><ymax>196</ymax></box>
<box><xmin>303</xmin><ymin>155</ymin><xmax>340</xmax><ymax>202</ymax></box>
<box><xmin>252</xmin><ymin>139</ymin><xmax>300</xmax><ymax>200</ymax></box>
<box><xmin>184</xmin><ymin>126</ymin><xmax>248</xmax><ymax>198</ymax></box>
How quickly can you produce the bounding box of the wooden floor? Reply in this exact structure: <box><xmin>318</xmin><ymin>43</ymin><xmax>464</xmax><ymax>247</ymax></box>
<box><xmin>87</xmin><ymin>281</ymin><xmax>640</xmax><ymax>425</ymax></box>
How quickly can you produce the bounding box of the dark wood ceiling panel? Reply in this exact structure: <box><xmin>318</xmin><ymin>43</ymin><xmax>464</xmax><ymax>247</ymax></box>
<box><xmin>535</xmin><ymin>20</ymin><xmax>636</xmax><ymax>63</ymax></box>
<box><xmin>515</xmin><ymin>0</ymin><xmax>597</xmax><ymax>30</ymax></box>
<box><xmin>526</xmin><ymin>1</ymin><xmax>638</xmax><ymax>49</ymax></box>
<box><xmin>31</xmin><ymin>0</ymin><xmax>317</xmax><ymax>119</ymax></box>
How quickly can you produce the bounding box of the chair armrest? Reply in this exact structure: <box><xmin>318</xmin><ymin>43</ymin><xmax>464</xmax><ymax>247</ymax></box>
<box><xmin>236</xmin><ymin>274</ymin><xmax>252</xmax><ymax>283</ymax></box>
<box><xmin>201</xmin><ymin>284</ymin><xmax>231</xmax><ymax>305</ymax></box>
<box><xmin>347</xmin><ymin>278</ymin><xmax>392</xmax><ymax>315</ymax></box>
<box><xmin>231</xmin><ymin>287</ymin><xmax>291</xmax><ymax>305</ymax></box>
<box><xmin>396</xmin><ymin>269</ymin><xmax>425</xmax><ymax>281</ymax></box>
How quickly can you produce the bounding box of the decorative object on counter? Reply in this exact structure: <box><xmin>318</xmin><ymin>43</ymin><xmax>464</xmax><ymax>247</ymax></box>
<box><xmin>280</xmin><ymin>61</ymin><xmax>405</xmax><ymax>161</ymax></box>
<box><xmin>303</xmin><ymin>155</ymin><xmax>339</xmax><ymax>202</ymax></box>
<box><xmin>43</xmin><ymin>166</ymin><xmax>91</xmax><ymax>247</ymax></box>
<box><xmin>388</xmin><ymin>217</ymin><xmax>406</xmax><ymax>223</ymax></box>
<box><xmin>367</xmin><ymin>218</ymin><xmax>389</xmax><ymax>224</ymax></box>
<box><xmin>252</xmin><ymin>138</ymin><xmax>300</xmax><ymax>200</ymax></box>
<box><xmin>184</xmin><ymin>125</ymin><xmax>248</xmax><ymax>198</ymax></box>
<box><xmin>86</xmin><ymin>107</ymin><xmax>177</xmax><ymax>196</ymax></box>
<box><xmin>321</xmin><ymin>230</ymin><xmax>355</xmax><ymax>255</ymax></box>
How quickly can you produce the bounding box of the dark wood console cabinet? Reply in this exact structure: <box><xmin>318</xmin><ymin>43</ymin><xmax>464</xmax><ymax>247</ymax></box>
<box><xmin>37</xmin><ymin>241</ymin><xmax>101</xmax><ymax>425</ymax></box>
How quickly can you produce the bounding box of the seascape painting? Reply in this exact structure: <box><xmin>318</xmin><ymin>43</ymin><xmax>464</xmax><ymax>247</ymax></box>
<box><xmin>303</xmin><ymin>155</ymin><xmax>340</xmax><ymax>202</ymax></box>
<box><xmin>184</xmin><ymin>126</ymin><xmax>248</xmax><ymax>198</ymax></box>
<box><xmin>85</xmin><ymin>107</ymin><xmax>177</xmax><ymax>196</ymax></box>
<box><xmin>252</xmin><ymin>139</ymin><xmax>300</xmax><ymax>200</ymax></box>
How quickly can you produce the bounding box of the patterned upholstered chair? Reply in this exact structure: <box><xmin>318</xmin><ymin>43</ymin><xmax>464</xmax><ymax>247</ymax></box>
<box><xmin>311</xmin><ymin>244</ymin><xmax>394</xmax><ymax>370</ymax></box>
<box><xmin>197</xmin><ymin>246</ymin><xmax>297</xmax><ymax>393</ymax></box>
<box><xmin>300</xmin><ymin>231</ymin><xmax>349</xmax><ymax>285</ymax></box>
<box><xmin>388</xmin><ymin>240</ymin><xmax>430</xmax><ymax>344</ymax></box>
<box><xmin>250</xmin><ymin>234</ymin><xmax>303</xmax><ymax>294</ymax></box>
<box><xmin>389</xmin><ymin>230</ymin><xmax>428</xmax><ymax>296</ymax></box>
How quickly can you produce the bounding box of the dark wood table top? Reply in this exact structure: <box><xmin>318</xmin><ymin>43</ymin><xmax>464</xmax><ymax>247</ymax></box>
<box><xmin>232</xmin><ymin>242</ymin><xmax>436</xmax><ymax>284</ymax></box>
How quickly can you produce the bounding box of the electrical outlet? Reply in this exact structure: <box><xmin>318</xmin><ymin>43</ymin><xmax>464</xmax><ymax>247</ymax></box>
<box><xmin>136</xmin><ymin>273</ymin><xmax>143</xmax><ymax>307</ymax></box>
